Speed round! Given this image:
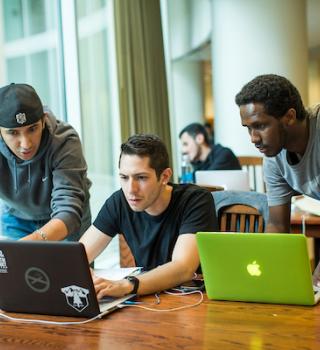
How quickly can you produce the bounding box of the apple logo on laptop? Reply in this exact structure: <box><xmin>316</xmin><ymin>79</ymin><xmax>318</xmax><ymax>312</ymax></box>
<box><xmin>247</xmin><ymin>261</ymin><xmax>262</xmax><ymax>276</ymax></box>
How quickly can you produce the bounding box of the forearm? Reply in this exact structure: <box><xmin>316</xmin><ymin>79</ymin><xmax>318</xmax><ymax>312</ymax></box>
<box><xmin>266</xmin><ymin>203</ymin><xmax>291</xmax><ymax>233</ymax></box>
<box><xmin>20</xmin><ymin>218</ymin><xmax>68</xmax><ymax>241</ymax></box>
<box><xmin>93</xmin><ymin>234</ymin><xmax>200</xmax><ymax>298</ymax></box>
<box><xmin>94</xmin><ymin>259</ymin><xmax>198</xmax><ymax>299</ymax></box>
<box><xmin>80</xmin><ymin>226</ymin><xmax>112</xmax><ymax>263</ymax></box>
<box><xmin>135</xmin><ymin>260</ymin><xmax>196</xmax><ymax>296</ymax></box>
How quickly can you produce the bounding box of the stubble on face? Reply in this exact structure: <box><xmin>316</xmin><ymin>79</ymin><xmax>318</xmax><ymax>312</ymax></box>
<box><xmin>240</xmin><ymin>103</ymin><xmax>287</xmax><ymax>157</ymax></box>
<box><xmin>119</xmin><ymin>154</ymin><xmax>167</xmax><ymax>215</ymax></box>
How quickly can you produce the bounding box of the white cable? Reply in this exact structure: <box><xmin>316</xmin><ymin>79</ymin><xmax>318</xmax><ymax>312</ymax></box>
<box><xmin>301</xmin><ymin>214</ymin><xmax>306</xmax><ymax>235</ymax></box>
<box><xmin>122</xmin><ymin>290</ymin><xmax>203</xmax><ymax>312</ymax></box>
<box><xmin>0</xmin><ymin>291</ymin><xmax>203</xmax><ymax>323</ymax></box>
<box><xmin>0</xmin><ymin>311</ymin><xmax>103</xmax><ymax>325</ymax></box>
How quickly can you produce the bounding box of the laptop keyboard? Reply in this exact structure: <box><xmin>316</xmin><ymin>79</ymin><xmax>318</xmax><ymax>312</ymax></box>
<box><xmin>99</xmin><ymin>296</ymin><xmax>116</xmax><ymax>304</ymax></box>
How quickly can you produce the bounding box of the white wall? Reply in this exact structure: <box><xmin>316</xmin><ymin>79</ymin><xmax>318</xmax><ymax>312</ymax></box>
<box><xmin>189</xmin><ymin>0</ymin><xmax>211</xmax><ymax>50</ymax></box>
<box><xmin>162</xmin><ymin>0</ymin><xmax>212</xmax><ymax>177</ymax></box>
<box><xmin>172</xmin><ymin>60</ymin><xmax>203</xmax><ymax>137</ymax></box>
<box><xmin>167</xmin><ymin>0</ymin><xmax>211</xmax><ymax>60</ymax></box>
<box><xmin>211</xmin><ymin>0</ymin><xmax>308</xmax><ymax>156</ymax></box>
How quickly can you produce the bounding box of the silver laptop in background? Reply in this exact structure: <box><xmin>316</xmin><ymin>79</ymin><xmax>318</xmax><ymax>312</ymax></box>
<box><xmin>0</xmin><ymin>241</ymin><xmax>134</xmax><ymax>318</ymax></box>
<box><xmin>195</xmin><ymin>170</ymin><xmax>250</xmax><ymax>191</ymax></box>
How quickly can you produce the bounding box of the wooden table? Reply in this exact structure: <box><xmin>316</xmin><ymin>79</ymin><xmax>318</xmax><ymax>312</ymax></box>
<box><xmin>1</xmin><ymin>293</ymin><xmax>320</xmax><ymax>350</ymax></box>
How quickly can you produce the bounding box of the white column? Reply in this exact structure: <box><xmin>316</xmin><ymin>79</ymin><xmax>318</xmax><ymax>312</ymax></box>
<box><xmin>211</xmin><ymin>0</ymin><xmax>308</xmax><ymax>156</ymax></box>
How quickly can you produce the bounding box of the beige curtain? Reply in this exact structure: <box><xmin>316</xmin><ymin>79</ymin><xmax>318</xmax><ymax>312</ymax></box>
<box><xmin>114</xmin><ymin>0</ymin><xmax>172</xmax><ymax>162</ymax></box>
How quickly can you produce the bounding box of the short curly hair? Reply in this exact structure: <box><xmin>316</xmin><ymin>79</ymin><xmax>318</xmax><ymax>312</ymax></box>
<box><xmin>235</xmin><ymin>74</ymin><xmax>306</xmax><ymax>120</ymax></box>
<box><xmin>119</xmin><ymin>134</ymin><xmax>169</xmax><ymax>179</ymax></box>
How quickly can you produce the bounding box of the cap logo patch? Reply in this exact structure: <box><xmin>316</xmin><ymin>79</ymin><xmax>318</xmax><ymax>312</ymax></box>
<box><xmin>16</xmin><ymin>112</ymin><xmax>27</xmax><ymax>124</ymax></box>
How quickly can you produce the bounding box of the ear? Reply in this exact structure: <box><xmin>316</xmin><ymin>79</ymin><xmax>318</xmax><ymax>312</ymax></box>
<box><xmin>195</xmin><ymin>133</ymin><xmax>204</xmax><ymax>144</ymax></box>
<box><xmin>283</xmin><ymin>108</ymin><xmax>297</xmax><ymax>126</ymax></box>
<box><xmin>161</xmin><ymin>168</ymin><xmax>172</xmax><ymax>185</ymax></box>
<box><xmin>41</xmin><ymin>113</ymin><xmax>48</xmax><ymax>129</ymax></box>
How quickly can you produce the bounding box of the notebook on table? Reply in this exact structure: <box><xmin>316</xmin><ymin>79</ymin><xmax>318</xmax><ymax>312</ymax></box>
<box><xmin>196</xmin><ymin>232</ymin><xmax>320</xmax><ymax>306</ymax></box>
<box><xmin>0</xmin><ymin>241</ymin><xmax>135</xmax><ymax>318</ymax></box>
<box><xmin>195</xmin><ymin>170</ymin><xmax>250</xmax><ymax>191</ymax></box>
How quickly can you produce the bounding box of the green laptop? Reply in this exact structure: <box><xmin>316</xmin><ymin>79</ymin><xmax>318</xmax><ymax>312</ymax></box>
<box><xmin>196</xmin><ymin>232</ymin><xmax>320</xmax><ymax>306</ymax></box>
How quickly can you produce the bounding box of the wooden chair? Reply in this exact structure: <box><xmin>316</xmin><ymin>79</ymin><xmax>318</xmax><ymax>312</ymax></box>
<box><xmin>119</xmin><ymin>234</ymin><xmax>136</xmax><ymax>267</ymax></box>
<box><xmin>237</xmin><ymin>156</ymin><xmax>265</xmax><ymax>192</ymax></box>
<box><xmin>219</xmin><ymin>204</ymin><xmax>264</xmax><ymax>233</ymax></box>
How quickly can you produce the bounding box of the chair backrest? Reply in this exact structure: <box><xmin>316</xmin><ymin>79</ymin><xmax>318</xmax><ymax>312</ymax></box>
<box><xmin>219</xmin><ymin>204</ymin><xmax>264</xmax><ymax>233</ymax></box>
<box><xmin>212</xmin><ymin>190</ymin><xmax>268</xmax><ymax>233</ymax></box>
<box><xmin>119</xmin><ymin>234</ymin><xmax>136</xmax><ymax>267</ymax></box>
<box><xmin>237</xmin><ymin>156</ymin><xmax>265</xmax><ymax>192</ymax></box>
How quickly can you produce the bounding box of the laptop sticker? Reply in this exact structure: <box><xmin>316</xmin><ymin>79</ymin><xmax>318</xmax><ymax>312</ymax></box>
<box><xmin>61</xmin><ymin>285</ymin><xmax>89</xmax><ymax>312</ymax></box>
<box><xmin>0</xmin><ymin>250</ymin><xmax>8</xmax><ymax>273</ymax></box>
<box><xmin>25</xmin><ymin>267</ymin><xmax>50</xmax><ymax>292</ymax></box>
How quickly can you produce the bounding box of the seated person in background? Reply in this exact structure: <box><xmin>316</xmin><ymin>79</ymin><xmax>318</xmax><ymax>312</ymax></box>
<box><xmin>80</xmin><ymin>134</ymin><xmax>218</xmax><ymax>298</ymax></box>
<box><xmin>0</xmin><ymin>83</ymin><xmax>91</xmax><ymax>241</ymax></box>
<box><xmin>235</xmin><ymin>73</ymin><xmax>320</xmax><ymax>284</ymax></box>
<box><xmin>179</xmin><ymin>123</ymin><xmax>241</xmax><ymax>173</ymax></box>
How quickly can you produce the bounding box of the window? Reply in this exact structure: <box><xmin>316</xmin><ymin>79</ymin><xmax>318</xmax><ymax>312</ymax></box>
<box><xmin>2</xmin><ymin>0</ymin><xmax>65</xmax><ymax>117</ymax></box>
<box><xmin>0</xmin><ymin>0</ymin><xmax>120</xmax><ymax>267</ymax></box>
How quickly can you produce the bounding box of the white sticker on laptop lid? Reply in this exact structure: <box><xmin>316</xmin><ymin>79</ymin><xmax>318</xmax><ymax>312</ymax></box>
<box><xmin>61</xmin><ymin>285</ymin><xmax>90</xmax><ymax>312</ymax></box>
<box><xmin>0</xmin><ymin>250</ymin><xmax>8</xmax><ymax>273</ymax></box>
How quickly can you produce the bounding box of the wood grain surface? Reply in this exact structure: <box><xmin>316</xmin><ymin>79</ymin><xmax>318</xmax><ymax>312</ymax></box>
<box><xmin>0</xmin><ymin>293</ymin><xmax>319</xmax><ymax>350</ymax></box>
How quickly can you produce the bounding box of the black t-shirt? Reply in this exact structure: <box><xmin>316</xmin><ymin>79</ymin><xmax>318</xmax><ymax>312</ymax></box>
<box><xmin>192</xmin><ymin>143</ymin><xmax>241</xmax><ymax>172</ymax></box>
<box><xmin>93</xmin><ymin>184</ymin><xmax>218</xmax><ymax>270</ymax></box>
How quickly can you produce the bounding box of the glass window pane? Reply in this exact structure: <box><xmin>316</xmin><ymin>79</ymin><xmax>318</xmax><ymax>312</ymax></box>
<box><xmin>28</xmin><ymin>48</ymin><xmax>62</xmax><ymax>118</ymax></box>
<box><xmin>78</xmin><ymin>29</ymin><xmax>114</xmax><ymax>174</ymax></box>
<box><xmin>3</xmin><ymin>0</ymin><xmax>24</xmax><ymax>42</ymax></box>
<box><xmin>76</xmin><ymin>0</ymin><xmax>120</xmax><ymax>268</ymax></box>
<box><xmin>1</xmin><ymin>0</ymin><xmax>65</xmax><ymax>120</ymax></box>
<box><xmin>77</xmin><ymin>0</ymin><xmax>107</xmax><ymax>18</ymax></box>
<box><xmin>6</xmin><ymin>56</ymin><xmax>26</xmax><ymax>82</ymax></box>
<box><xmin>26</xmin><ymin>0</ymin><xmax>46</xmax><ymax>35</ymax></box>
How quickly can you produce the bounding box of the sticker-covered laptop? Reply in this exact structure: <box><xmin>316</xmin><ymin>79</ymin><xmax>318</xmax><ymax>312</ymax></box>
<box><xmin>0</xmin><ymin>241</ymin><xmax>134</xmax><ymax>317</ymax></box>
<box><xmin>196</xmin><ymin>232</ymin><xmax>320</xmax><ymax>306</ymax></box>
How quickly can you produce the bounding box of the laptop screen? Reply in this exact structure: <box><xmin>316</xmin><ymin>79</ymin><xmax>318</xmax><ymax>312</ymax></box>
<box><xmin>195</xmin><ymin>170</ymin><xmax>250</xmax><ymax>191</ymax></box>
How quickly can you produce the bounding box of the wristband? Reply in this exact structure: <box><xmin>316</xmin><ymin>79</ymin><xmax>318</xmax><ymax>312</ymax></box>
<box><xmin>124</xmin><ymin>275</ymin><xmax>140</xmax><ymax>294</ymax></box>
<box><xmin>36</xmin><ymin>229</ymin><xmax>48</xmax><ymax>240</ymax></box>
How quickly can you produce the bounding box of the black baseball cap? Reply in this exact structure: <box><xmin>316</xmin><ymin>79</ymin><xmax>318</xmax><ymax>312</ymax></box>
<box><xmin>0</xmin><ymin>83</ymin><xmax>44</xmax><ymax>128</ymax></box>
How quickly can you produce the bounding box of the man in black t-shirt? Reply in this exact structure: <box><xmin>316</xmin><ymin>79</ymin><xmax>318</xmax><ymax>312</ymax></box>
<box><xmin>179</xmin><ymin>123</ymin><xmax>241</xmax><ymax>173</ymax></box>
<box><xmin>80</xmin><ymin>134</ymin><xmax>217</xmax><ymax>298</ymax></box>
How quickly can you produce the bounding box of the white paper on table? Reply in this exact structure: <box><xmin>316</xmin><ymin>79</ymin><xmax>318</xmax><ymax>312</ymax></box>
<box><xmin>94</xmin><ymin>267</ymin><xmax>142</xmax><ymax>281</ymax></box>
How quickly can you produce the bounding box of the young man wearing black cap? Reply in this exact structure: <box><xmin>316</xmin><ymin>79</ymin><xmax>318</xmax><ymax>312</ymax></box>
<box><xmin>0</xmin><ymin>83</ymin><xmax>91</xmax><ymax>241</ymax></box>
